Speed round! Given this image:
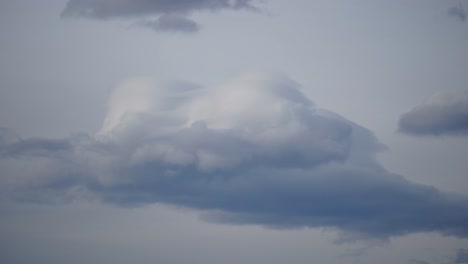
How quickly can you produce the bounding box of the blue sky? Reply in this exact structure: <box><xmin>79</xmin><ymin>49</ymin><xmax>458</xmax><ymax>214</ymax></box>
<box><xmin>1</xmin><ymin>1</ymin><xmax>468</xmax><ymax>264</ymax></box>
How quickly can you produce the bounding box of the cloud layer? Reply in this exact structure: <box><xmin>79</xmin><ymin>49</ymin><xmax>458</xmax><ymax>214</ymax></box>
<box><xmin>2</xmin><ymin>73</ymin><xmax>468</xmax><ymax>239</ymax></box>
<box><xmin>61</xmin><ymin>0</ymin><xmax>260</xmax><ymax>33</ymax></box>
<box><xmin>399</xmin><ymin>91</ymin><xmax>468</xmax><ymax>136</ymax></box>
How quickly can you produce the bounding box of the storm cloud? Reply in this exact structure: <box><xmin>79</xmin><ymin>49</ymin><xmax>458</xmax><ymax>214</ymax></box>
<box><xmin>61</xmin><ymin>0</ymin><xmax>260</xmax><ymax>33</ymax></box>
<box><xmin>398</xmin><ymin>91</ymin><xmax>468</xmax><ymax>136</ymax></box>
<box><xmin>2</xmin><ymin>73</ymin><xmax>468</xmax><ymax>239</ymax></box>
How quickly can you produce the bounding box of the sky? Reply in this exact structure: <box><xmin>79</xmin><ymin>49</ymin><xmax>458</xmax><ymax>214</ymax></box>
<box><xmin>1</xmin><ymin>0</ymin><xmax>468</xmax><ymax>264</ymax></box>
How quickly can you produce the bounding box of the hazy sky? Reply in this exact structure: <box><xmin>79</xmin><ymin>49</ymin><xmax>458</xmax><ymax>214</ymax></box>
<box><xmin>1</xmin><ymin>1</ymin><xmax>468</xmax><ymax>264</ymax></box>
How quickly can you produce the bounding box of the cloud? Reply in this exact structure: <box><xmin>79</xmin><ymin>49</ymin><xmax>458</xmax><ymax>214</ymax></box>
<box><xmin>61</xmin><ymin>0</ymin><xmax>260</xmax><ymax>33</ymax></box>
<box><xmin>136</xmin><ymin>15</ymin><xmax>200</xmax><ymax>33</ymax></box>
<box><xmin>398</xmin><ymin>91</ymin><xmax>468</xmax><ymax>136</ymax></box>
<box><xmin>448</xmin><ymin>3</ymin><xmax>467</xmax><ymax>22</ymax></box>
<box><xmin>61</xmin><ymin>0</ymin><xmax>259</xmax><ymax>19</ymax></box>
<box><xmin>2</xmin><ymin>73</ymin><xmax>468</xmax><ymax>239</ymax></box>
<box><xmin>456</xmin><ymin>248</ymin><xmax>468</xmax><ymax>263</ymax></box>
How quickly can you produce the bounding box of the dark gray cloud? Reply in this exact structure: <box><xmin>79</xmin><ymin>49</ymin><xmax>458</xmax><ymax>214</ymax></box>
<box><xmin>62</xmin><ymin>0</ymin><xmax>258</xmax><ymax>19</ymax></box>
<box><xmin>1</xmin><ymin>138</ymin><xmax>71</xmax><ymax>157</ymax></box>
<box><xmin>456</xmin><ymin>249</ymin><xmax>468</xmax><ymax>263</ymax></box>
<box><xmin>61</xmin><ymin>0</ymin><xmax>260</xmax><ymax>33</ymax></box>
<box><xmin>2</xmin><ymin>74</ymin><xmax>468</xmax><ymax>240</ymax></box>
<box><xmin>398</xmin><ymin>91</ymin><xmax>468</xmax><ymax>136</ymax></box>
<box><xmin>137</xmin><ymin>15</ymin><xmax>200</xmax><ymax>33</ymax></box>
<box><xmin>0</xmin><ymin>128</ymin><xmax>20</xmax><ymax>146</ymax></box>
<box><xmin>448</xmin><ymin>3</ymin><xmax>467</xmax><ymax>22</ymax></box>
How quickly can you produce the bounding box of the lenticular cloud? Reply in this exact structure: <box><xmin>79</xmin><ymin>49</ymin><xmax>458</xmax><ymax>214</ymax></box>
<box><xmin>1</xmin><ymin>73</ymin><xmax>468</xmax><ymax>239</ymax></box>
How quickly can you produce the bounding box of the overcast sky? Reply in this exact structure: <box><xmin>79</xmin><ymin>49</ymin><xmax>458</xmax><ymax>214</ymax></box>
<box><xmin>1</xmin><ymin>1</ymin><xmax>468</xmax><ymax>264</ymax></box>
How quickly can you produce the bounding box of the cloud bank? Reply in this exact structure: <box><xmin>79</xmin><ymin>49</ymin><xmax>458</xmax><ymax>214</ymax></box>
<box><xmin>61</xmin><ymin>0</ymin><xmax>260</xmax><ymax>33</ymax></box>
<box><xmin>399</xmin><ymin>91</ymin><xmax>468</xmax><ymax>136</ymax></box>
<box><xmin>2</xmin><ymin>73</ymin><xmax>468</xmax><ymax>239</ymax></box>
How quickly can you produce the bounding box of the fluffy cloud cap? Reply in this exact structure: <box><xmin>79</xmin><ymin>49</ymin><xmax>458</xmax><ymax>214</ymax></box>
<box><xmin>2</xmin><ymin>73</ymin><xmax>468</xmax><ymax>239</ymax></box>
<box><xmin>399</xmin><ymin>91</ymin><xmax>468</xmax><ymax>136</ymax></box>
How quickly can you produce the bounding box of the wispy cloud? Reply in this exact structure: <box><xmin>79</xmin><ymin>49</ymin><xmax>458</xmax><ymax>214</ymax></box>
<box><xmin>136</xmin><ymin>15</ymin><xmax>200</xmax><ymax>33</ymax></box>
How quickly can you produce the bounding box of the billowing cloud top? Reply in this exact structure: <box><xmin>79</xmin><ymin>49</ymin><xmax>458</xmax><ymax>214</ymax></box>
<box><xmin>61</xmin><ymin>0</ymin><xmax>260</xmax><ymax>32</ymax></box>
<box><xmin>2</xmin><ymin>73</ymin><xmax>468</xmax><ymax>240</ymax></box>
<box><xmin>399</xmin><ymin>91</ymin><xmax>468</xmax><ymax>136</ymax></box>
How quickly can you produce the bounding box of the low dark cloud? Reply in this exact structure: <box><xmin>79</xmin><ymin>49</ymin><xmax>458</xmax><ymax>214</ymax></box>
<box><xmin>61</xmin><ymin>0</ymin><xmax>260</xmax><ymax>33</ymax></box>
<box><xmin>398</xmin><ymin>91</ymin><xmax>468</xmax><ymax>136</ymax></box>
<box><xmin>2</xmin><ymin>73</ymin><xmax>468</xmax><ymax>240</ymax></box>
